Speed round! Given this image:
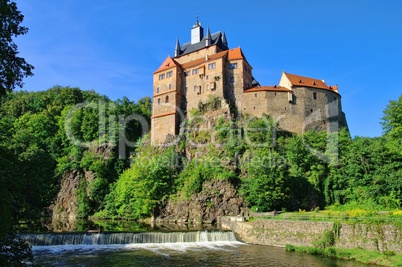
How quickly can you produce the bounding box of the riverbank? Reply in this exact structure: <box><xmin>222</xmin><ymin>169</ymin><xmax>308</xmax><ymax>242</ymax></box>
<box><xmin>286</xmin><ymin>245</ymin><xmax>402</xmax><ymax>266</ymax></box>
<box><xmin>220</xmin><ymin>216</ymin><xmax>402</xmax><ymax>266</ymax></box>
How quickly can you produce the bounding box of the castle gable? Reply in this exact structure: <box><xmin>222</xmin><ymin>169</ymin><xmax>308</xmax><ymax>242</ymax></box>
<box><xmin>154</xmin><ymin>56</ymin><xmax>181</xmax><ymax>74</ymax></box>
<box><xmin>228</xmin><ymin>47</ymin><xmax>246</xmax><ymax>61</ymax></box>
<box><xmin>281</xmin><ymin>72</ymin><xmax>336</xmax><ymax>91</ymax></box>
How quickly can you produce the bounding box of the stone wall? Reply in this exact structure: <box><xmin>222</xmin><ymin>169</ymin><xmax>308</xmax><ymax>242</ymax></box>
<box><xmin>221</xmin><ymin>218</ymin><xmax>402</xmax><ymax>253</ymax></box>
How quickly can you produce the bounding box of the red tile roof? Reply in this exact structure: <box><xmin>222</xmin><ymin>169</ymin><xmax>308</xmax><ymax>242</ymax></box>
<box><xmin>154</xmin><ymin>57</ymin><xmax>181</xmax><ymax>74</ymax></box>
<box><xmin>284</xmin><ymin>72</ymin><xmax>335</xmax><ymax>91</ymax></box>
<box><xmin>228</xmin><ymin>47</ymin><xmax>245</xmax><ymax>60</ymax></box>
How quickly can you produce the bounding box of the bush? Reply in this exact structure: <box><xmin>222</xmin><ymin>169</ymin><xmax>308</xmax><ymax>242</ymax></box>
<box><xmin>0</xmin><ymin>234</ymin><xmax>33</xmax><ymax>266</ymax></box>
<box><xmin>313</xmin><ymin>229</ymin><xmax>335</xmax><ymax>248</ymax></box>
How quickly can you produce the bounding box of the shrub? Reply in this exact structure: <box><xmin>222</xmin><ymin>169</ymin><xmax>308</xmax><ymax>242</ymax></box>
<box><xmin>314</xmin><ymin>229</ymin><xmax>335</xmax><ymax>248</ymax></box>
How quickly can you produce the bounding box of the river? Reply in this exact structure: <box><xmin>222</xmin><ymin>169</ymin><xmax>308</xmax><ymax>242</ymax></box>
<box><xmin>20</xmin><ymin>231</ymin><xmax>367</xmax><ymax>267</ymax></box>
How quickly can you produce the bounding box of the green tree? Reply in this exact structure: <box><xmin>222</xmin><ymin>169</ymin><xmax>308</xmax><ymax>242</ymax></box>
<box><xmin>240</xmin><ymin>149</ymin><xmax>290</xmax><ymax>211</ymax></box>
<box><xmin>382</xmin><ymin>94</ymin><xmax>402</xmax><ymax>155</ymax></box>
<box><xmin>101</xmin><ymin>138</ymin><xmax>178</xmax><ymax>218</ymax></box>
<box><xmin>0</xmin><ymin>0</ymin><xmax>34</xmax><ymax>100</ymax></box>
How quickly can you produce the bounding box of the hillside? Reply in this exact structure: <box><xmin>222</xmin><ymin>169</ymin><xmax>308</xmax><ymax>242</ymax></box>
<box><xmin>0</xmin><ymin>88</ymin><xmax>401</xmax><ymax>230</ymax></box>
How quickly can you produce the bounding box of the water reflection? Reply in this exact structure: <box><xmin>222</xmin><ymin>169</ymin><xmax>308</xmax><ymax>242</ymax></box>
<box><xmin>33</xmin><ymin>242</ymin><xmax>367</xmax><ymax>267</ymax></box>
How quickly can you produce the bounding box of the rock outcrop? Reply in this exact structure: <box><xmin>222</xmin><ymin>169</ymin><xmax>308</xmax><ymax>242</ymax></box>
<box><xmin>48</xmin><ymin>170</ymin><xmax>80</xmax><ymax>231</ymax></box>
<box><xmin>156</xmin><ymin>179</ymin><xmax>248</xmax><ymax>226</ymax></box>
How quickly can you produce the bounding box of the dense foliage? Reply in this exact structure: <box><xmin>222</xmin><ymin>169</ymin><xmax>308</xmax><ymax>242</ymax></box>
<box><xmin>99</xmin><ymin>95</ymin><xmax>402</xmax><ymax>218</ymax></box>
<box><xmin>0</xmin><ymin>87</ymin><xmax>151</xmax><ymax>233</ymax></box>
<box><xmin>0</xmin><ymin>0</ymin><xmax>34</xmax><ymax>100</ymax></box>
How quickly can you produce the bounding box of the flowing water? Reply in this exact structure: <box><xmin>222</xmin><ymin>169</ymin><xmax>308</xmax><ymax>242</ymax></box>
<box><xmin>20</xmin><ymin>231</ymin><xmax>367</xmax><ymax>267</ymax></box>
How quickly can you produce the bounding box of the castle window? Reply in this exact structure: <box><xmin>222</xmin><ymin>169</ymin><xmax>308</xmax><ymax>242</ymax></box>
<box><xmin>186</xmin><ymin>70</ymin><xmax>191</xmax><ymax>76</ymax></box>
<box><xmin>334</xmin><ymin>97</ymin><xmax>337</xmax><ymax>101</ymax></box>
<box><xmin>313</xmin><ymin>92</ymin><xmax>317</xmax><ymax>100</ymax></box>
<box><xmin>230</xmin><ymin>76</ymin><xmax>235</xmax><ymax>84</ymax></box>
<box><xmin>194</xmin><ymin>85</ymin><xmax>197</xmax><ymax>92</ymax></box>
<box><xmin>169</xmin><ymin>84</ymin><xmax>172</xmax><ymax>90</ymax></box>
<box><xmin>157</xmin><ymin>98</ymin><xmax>161</xmax><ymax>105</ymax></box>
<box><xmin>310</xmin><ymin>109</ymin><xmax>313</xmax><ymax>113</ymax></box>
<box><xmin>156</xmin><ymin>87</ymin><xmax>159</xmax><ymax>94</ymax></box>
<box><xmin>206</xmin><ymin>75</ymin><xmax>209</xmax><ymax>80</ymax></box>
<box><xmin>255</xmin><ymin>93</ymin><xmax>257</xmax><ymax>97</ymax></box>
<box><xmin>159</xmin><ymin>73</ymin><xmax>165</xmax><ymax>80</ymax></box>
<box><xmin>230</xmin><ymin>63</ymin><xmax>238</xmax><ymax>69</ymax></box>
<box><xmin>208</xmin><ymin>62</ymin><xmax>216</xmax><ymax>70</ymax></box>
<box><xmin>192</xmin><ymin>68</ymin><xmax>199</xmax><ymax>75</ymax></box>
<box><xmin>165</xmin><ymin>96</ymin><xmax>169</xmax><ymax>103</ymax></box>
<box><xmin>166</xmin><ymin>71</ymin><xmax>173</xmax><ymax>78</ymax></box>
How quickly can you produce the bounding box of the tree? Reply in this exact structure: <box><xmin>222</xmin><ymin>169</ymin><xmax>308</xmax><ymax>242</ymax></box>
<box><xmin>382</xmin><ymin>95</ymin><xmax>402</xmax><ymax>155</ymax></box>
<box><xmin>0</xmin><ymin>0</ymin><xmax>34</xmax><ymax>100</ymax></box>
<box><xmin>240</xmin><ymin>149</ymin><xmax>290</xmax><ymax>211</ymax></box>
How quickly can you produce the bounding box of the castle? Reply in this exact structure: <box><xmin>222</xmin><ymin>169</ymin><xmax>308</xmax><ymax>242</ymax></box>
<box><xmin>151</xmin><ymin>19</ymin><xmax>348</xmax><ymax>144</ymax></box>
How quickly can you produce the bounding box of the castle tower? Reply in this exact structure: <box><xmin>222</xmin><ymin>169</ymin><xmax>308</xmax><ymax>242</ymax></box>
<box><xmin>151</xmin><ymin>57</ymin><xmax>183</xmax><ymax>144</ymax></box>
<box><xmin>191</xmin><ymin>17</ymin><xmax>204</xmax><ymax>44</ymax></box>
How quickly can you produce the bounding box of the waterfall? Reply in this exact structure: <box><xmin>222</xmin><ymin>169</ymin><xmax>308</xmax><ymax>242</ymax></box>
<box><xmin>19</xmin><ymin>231</ymin><xmax>237</xmax><ymax>246</ymax></box>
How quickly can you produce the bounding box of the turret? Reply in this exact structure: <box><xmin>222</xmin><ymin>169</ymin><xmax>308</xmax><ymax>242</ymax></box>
<box><xmin>205</xmin><ymin>27</ymin><xmax>212</xmax><ymax>47</ymax></box>
<box><xmin>174</xmin><ymin>39</ymin><xmax>181</xmax><ymax>57</ymax></box>
<box><xmin>191</xmin><ymin>17</ymin><xmax>204</xmax><ymax>44</ymax></box>
<box><xmin>221</xmin><ymin>31</ymin><xmax>228</xmax><ymax>49</ymax></box>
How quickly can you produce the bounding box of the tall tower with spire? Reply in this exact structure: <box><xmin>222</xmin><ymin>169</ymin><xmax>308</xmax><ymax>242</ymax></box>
<box><xmin>191</xmin><ymin>17</ymin><xmax>204</xmax><ymax>44</ymax></box>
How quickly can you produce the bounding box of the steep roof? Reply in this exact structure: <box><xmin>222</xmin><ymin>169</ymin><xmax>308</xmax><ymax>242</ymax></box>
<box><xmin>283</xmin><ymin>72</ymin><xmax>334</xmax><ymax>91</ymax></box>
<box><xmin>228</xmin><ymin>47</ymin><xmax>245</xmax><ymax>60</ymax></box>
<box><xmin>154</xmin><ymin>56</ymin><xmax>181</xmax><ymax>74</ymax></box>
<box><xmin>177</xmin><ymin>31</ymin><xmax>228</xmax><ymax>57</ymax></box>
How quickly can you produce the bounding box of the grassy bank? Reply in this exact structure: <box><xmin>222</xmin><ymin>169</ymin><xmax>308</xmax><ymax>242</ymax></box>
<box><xmin>286</xmin><ymin>245</ymin><xmax>402</xmax><ymax>266</ymax></box>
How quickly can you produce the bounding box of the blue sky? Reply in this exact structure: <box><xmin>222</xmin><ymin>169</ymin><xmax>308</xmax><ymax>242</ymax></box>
<box><xmin>14</xmin><ymin>0</ymin><xmax>402</xmax><ymax>137</ymax></box>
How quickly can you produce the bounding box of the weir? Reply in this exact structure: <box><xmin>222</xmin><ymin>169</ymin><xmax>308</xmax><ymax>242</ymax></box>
<box><xmin>19</xmin><ymin>231</ymin><xmax>237</xmax><ymax>246</ymax></box>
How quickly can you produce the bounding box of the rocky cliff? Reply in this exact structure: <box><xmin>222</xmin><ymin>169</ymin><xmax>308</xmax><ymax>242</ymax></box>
<box><xmin>156</xmin><ymin>180</ymin><xmax>247</xmax><ymax>226</ymax></box>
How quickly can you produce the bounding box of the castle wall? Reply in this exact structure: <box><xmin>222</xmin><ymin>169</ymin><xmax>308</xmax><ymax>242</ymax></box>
<box><xmin>184</xmin><ymin>57</ymin><xmax>226</xmax><ymax>113</ymax></box>
<box><xmin>241</xmin><ymin>91</ymin><xmax>301</xmax><ymax>132</ymax></box>
<box><xmin>292</xmin><ymin>87</ymin><xmax>343</xmax><ymax>133</ymax></box>
<box><xmin>151</xmin><ymin>113</ymin><xmax>177</xmax><ymax>144</ymax></box>
<box><xmin>241</xmin><ymin>87</ymin><xmax>344</xmax><ymax>134</ymax></box>
<box><xmin>174</xmin><ymin>45</ymin><xmax>219</xmax><ymax>65</ymax></box>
